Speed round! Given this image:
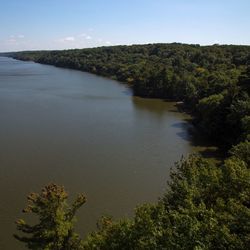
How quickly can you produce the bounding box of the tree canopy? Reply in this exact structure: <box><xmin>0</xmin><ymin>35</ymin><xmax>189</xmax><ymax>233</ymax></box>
<box><xmin>14</xmin><ymin>184</ymin><xmax>86</xmax><ymax>250</ymax></box>
<box><xmin>84</xmin><ymin>153</ymin><xmax>250</xmax><ymax>250</ymax></box>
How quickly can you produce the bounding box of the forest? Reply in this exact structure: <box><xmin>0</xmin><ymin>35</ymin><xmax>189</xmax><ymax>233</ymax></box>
<box><xmin>7</xmin><ymin>43</ymin><xmax>250</xmax><ymax>249</ymax></box>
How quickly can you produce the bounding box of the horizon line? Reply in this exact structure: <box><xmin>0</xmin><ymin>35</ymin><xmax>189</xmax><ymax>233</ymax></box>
<box><xmin>1</xmin><ymin>41</ymin><xmax>250</xmax><ymax>54</ymax></box>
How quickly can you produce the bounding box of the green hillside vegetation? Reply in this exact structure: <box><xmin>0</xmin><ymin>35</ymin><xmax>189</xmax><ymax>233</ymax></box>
<box><xmin>11</xmin><ymin>44</ymin><xmax>250</xmax><ymax>249</ymax></box>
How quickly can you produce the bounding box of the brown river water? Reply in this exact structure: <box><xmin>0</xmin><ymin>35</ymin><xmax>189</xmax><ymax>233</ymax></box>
<box><xmin>0</xmin><ymin>57</ymin><xmax>215</xmax><ymax>249</ymax></box>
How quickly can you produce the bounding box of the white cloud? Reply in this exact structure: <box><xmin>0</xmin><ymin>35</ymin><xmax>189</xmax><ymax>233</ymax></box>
<box><xmin>0</xmin><ymin>35</ymin><xmax>30</xmax><ymax>51</ymax></box>
<box><xmin>26</xmin><ymin>33</ymin><xmax>115</xmax><ymax>51</ymax></box>
<box><xmin>59</xmin><ymin>36</ymin><xmax>75</xmax><ymax>42</ymax></box>
<box><xmin>79</xmin><ymin>33</ymin><xmax>86</xmax><ymax>37</ymax></box>
<box><xmin>7</xmin><ymin>38</ymin><xmax>17</xmax><ymax>43</ymax></box>
<box><xmin>79</xmin><ymin>33</ymin><xmax>92</xmax><ymax>40</ymax></box>
<box><xmin>213</xmin><ymin>40</ymin><xmax>221</xmax><ymax>45</ymax></box>
<box><xmin>105</xmin><ymin>41</ymin><xmax>112</xmax><ymax>45</ymax></box>
<box><xmin>6</xmin><ymin>34</ymin><xmax>25</xmax><ymax>43</ymax></box>
<box><xmin>64</xmin><ymin>36</ymin><xmax>75</xmax><ymax>41</ymax></box>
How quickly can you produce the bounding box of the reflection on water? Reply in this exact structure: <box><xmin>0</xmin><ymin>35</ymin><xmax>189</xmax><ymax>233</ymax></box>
<box><xmin>133</xmin><ymin>97</ymin><xmax>170</xmax><ymax>113</ymax></box>
<box><xmin>0</xmin><ymin>57</ymin><xmax>215</xmax><ymax>250</ymax></box>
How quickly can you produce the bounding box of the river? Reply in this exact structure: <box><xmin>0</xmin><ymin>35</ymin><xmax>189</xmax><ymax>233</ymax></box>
<box><xmin>0</xmin><ymin>57</ymin><xmax>212</xmax><ymax>249</ymax></box>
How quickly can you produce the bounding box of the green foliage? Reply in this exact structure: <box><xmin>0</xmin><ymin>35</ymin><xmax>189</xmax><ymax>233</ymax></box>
<box><xmin>238</xmin><ymin>66</ymin><xmax>250</xmax><ymax>95</ymax></box>
<box><xmin>84</xmin><ymin>155</ymin><xmax>250</xmax><ymax>250</ymax></box>
<box><xmin>196</xmin><ymin>93</ymin><xmax>226</xmax><ymax>138</ymax></box>
<box><xmin>14</xmin><ymin>183</ymin><xmax>86</xmax><ymax>250</ymax></box>
<box><xmin>229</xmin><ymin>140</ymin><xmax>250</xmax><ymax>165</ymax></box>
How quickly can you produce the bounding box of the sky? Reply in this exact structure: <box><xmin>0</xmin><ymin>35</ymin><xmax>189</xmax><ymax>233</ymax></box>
<box><xmin>0</xmin><ymin>0</ymin><xmax>250</xmax><ymax>52</ymax></box>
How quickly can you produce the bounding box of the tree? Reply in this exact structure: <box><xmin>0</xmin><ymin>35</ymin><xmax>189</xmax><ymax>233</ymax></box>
<box><xmin>14</xmin><ymin>183</ymin><xmax>86</xmax><ymax>250</ymax></box>
<box><xmin>196</xmin><ymin>93</ymin><xmax>226</xmax><ymax>139</ymax></box>
<box><xmin>84</xmin><ymin>155</ymin><xmax>250</xmax><ymax>250</ymax></box>
<box><xmin>238</xmin><ymin>66</ymin><xmax>250</xmax><ymax>95</ymax></box>
<box><xmin>229</xmin><ymin>140</ymin><xmax>250</xmax><ymax>165</ymax></box>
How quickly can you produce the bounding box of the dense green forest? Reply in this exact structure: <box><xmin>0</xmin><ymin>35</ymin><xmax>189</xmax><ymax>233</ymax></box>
<box><xmin>9</xmin><ymin>43</ymin><xmax>250</xmax><ymax>249</ymax></box>
<box><xmin>10</xmin><ymin>43</ymin><xmax>250</xmax><ymax>148</ymax></box>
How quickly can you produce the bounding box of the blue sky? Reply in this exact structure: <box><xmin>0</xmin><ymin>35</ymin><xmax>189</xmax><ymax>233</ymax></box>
<box><xmin>0</xmin><ymin>0</ymin><xmax>250</xmax><ymax>52</ymax></box>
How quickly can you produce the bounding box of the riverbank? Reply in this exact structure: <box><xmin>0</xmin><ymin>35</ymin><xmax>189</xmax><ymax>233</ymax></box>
<box><xmin>8</xmin><ymin>43</ymin><xmax>250</xmax><ymax>151</ymax></box>
<box><xmin>8</xmin><ymin>54</ymin><xmax>224</xmax><ymax>161</ymax></box>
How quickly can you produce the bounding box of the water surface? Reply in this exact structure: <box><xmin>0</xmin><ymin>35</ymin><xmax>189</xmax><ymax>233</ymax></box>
<box><xmin>0</xmin><ymin>57</ymin><xmax>210</xmax><ymax>249</ymax></box>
